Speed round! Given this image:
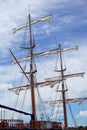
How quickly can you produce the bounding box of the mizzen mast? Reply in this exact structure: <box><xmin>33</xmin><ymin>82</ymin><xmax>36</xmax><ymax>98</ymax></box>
<box><xmin>59</xmin><ymin>44</ymin><xmax>68</xmax><ymax>128</ymax></box>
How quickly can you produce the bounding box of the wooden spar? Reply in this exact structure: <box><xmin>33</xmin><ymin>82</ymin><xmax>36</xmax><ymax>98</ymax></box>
<box><xmin>13</xmin><ymin>14</ymin><xmax>52</xmax><ymax>34</ymax></box>
<box><xmin>45</xmin><ymin>72</ymin><xmax>85</xmax><ymax>81</ymax></box>
<box><xmin>43</xmin><ymin>97</ymin><xmax>87</xmax><ymax>104</ymax></box>
<box><xmin>9</xmin><ymin>49</ymin><xmax>30</xmax><ymax>81</ymax></box>
<box><xmin>29</xmin><ymin>14</ymin><xmax>36</xmax><ymax>120</ymax></box>
<box><xmin>13</xmin><ymin>45</ymin><xmax>78</xmax><ymax>64</ymax></box>
<box><xmin>0</xmin><ymin>104</ymin><xmax>32</xmax><ymax>116</ymax></box>
<box><xmin>8</xmin><ymin>72</ymin><xmax>85</xmax><ymax>94</ymax></box>
<box><xmin>59</xmin><ymin>44</ymin><xmax>67</xmax><ymax>128</ymax></box>
<box><xmin>9</xmin><ymin>82</ymin><xmax>51</xmax><ymax>91</ymax></box>
<box><xmin>8</xmin><ymin>80</ymin><xmax>61</xmax><ymax>95</ymax></box>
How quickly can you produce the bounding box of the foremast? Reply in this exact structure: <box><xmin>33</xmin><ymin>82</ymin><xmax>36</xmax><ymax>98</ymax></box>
<box><xmin>28</xmin><ymin>14</ymin><xmax>36</xmax><ymax>120</ymax></box>
<box><xmin>10</xmin><ymin>14</ymin><xmax>52</xmax><ymax>120</ymax></box>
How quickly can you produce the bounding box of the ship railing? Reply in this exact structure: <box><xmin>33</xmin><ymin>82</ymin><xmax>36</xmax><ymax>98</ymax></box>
<box><xmin>29</xmin><ymin>120</ymin><xmax>62</xmax><ymax>129</ymax></box>
<box><xmin>0</xmin><ymin>119</ymin><xmax>24</xmax><ymax>128</ymax></box>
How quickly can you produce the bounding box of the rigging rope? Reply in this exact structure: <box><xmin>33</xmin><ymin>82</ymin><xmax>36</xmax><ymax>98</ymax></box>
<box><xmin>68</xmin><ymin>103</ymin><xmax>77</xmax><ymax>127</ymax></box>
<box><xmin>34</xmin><ymin>71</ymin><xmax>50</xmax><ymax>120</ymax></box>
<box><xmin>54</xmin><ymin>44</ymin><xmax>59</xmax><ymax>71</ymax></box>
<box><xmin>21</xmin><ymin>19</ymin><xmax>29</xmax><ymax>47</ymax></box>
<box><xmin>18</xmin><ymin>84</ymin><xmax>28</xmax><ymax>119</ymax></box>
<box><xmin>11</xmin><ymin>21</ymin><xmax>31</xmax><ymax>119</ymax></box>
<box><xmin>66</xmin><ymin>86</ymin><xmax>77</xmax><ymax>127</ymax></box>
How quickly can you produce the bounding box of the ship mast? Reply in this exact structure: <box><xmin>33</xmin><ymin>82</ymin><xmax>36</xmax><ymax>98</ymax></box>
<box><xmin>28</xmin><ymin>14</ymin><xmax>36</xmax><ymax>120</ymax></box>
<box><xmin>10</xmin><ymin>14</ymin><xmax>52</xmax><ymax>120</ymax></box>
<box><xmin>9</xmin><ymin>14</ymin><xmax>86</xmax><ymax>128</ymax></box>
<box><xmin>59</xmin><ymin>44</ymin><xmax>67</xmax><ymax>128</ymax></box>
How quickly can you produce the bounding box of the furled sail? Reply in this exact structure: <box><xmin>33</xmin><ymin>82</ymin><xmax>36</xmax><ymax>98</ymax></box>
<box><xmin>43</xmin><ymin>97</ymin><xmax>87</xmax><ymax>105</ymax></box>
<box><xmin>13</xmin><ymin>14</ymin><xmax>52</xmax><ymax>34</ymax></box>
<box><xmin>9</xmin><ymin>72</ymin><xmax>85</xmax><ymax>95</ymax></box>
<box><xmin>13</xmin><ymin>45</ymin><xmax>78</xmax><ymax>64</ymax></box>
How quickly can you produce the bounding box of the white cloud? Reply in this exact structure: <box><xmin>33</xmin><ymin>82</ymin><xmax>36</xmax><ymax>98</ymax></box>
<box><xmin>0</xmin><ymin>83</ymin><xmax>13</xmax><ymax>90</ymax></box>
<box><xmin>53</xmin><ymin>106</ymin><xmax>63</xmax><ymax>115</ymax></box>
<box><xmin>0</xmin><ymin>0</ymin><xmax>86</xmax><ymax>52</ymax></box>
<box><xmin>0</xmin><ymin>0</ymin><xmax>87</xmax><ymax>125</ymax></box>
<box><xmin>77</xmin><ymin>111</ymin><xmax>87</xmax><ymax>117</ymax></box>
<box><xmin>0</xmin><ymin>64</ymin><xmax>23</xmax><ymax>83</ymax></box>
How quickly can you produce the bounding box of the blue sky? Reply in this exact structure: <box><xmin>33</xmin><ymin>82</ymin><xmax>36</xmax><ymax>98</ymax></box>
<box><xmin>0</xmin><ymin>0</ymin><xmax>87</xmax><ymax>127</ymax></box>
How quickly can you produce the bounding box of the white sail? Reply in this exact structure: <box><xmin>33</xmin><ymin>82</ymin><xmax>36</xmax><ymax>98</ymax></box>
<box><xmin>44</xmin><ymin>97</ymin><xmax>87</xmax><ymax>104</ymax></box>
<box><xmin>8</xmin><ymin>72</ymin><xmax>85</xmax><ymax>95</ymax></box>
<box><xmin>13</xmin><ymin>45</ymin><xmax>78</xmax><ymax>64</ymax></box>
<box><xmin>13</xmin><ymin>14</ymin><xmax>52</xmax><ymax>34</ymax></box>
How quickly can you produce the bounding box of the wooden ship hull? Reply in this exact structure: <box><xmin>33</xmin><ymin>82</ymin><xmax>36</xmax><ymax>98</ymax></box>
<box><xmin>0</xmin><ymin>104</ymin><xmax>62</xmax><ymax>129</ymax></box>
<box><xmin>0</xmin><ymin>120</ymin><xmax>62</xmax><ymax>129</ymax></box>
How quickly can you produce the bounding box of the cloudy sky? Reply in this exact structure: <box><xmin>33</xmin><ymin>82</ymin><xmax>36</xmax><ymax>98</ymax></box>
<box><xmin>0</xmin><ymin>0</ymin><xmax>87</xmax><ymax>127</ymax></box>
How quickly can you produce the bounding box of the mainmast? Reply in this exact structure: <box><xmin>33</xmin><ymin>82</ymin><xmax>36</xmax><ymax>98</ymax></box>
<box><xmin>28</xmin><ymin>14</ymin><xmax>36</xmax><ymax>120</ymax></box>
<box><xmin>59</xmin><ymin>44</ymin><xmax>67</xmax><ymax>128</ymax></box>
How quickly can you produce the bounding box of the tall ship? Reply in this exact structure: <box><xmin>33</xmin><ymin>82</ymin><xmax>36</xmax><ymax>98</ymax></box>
<box><xmin>0</xmin><ymin>13</ymin><xmax>87</xmax><ymax>129</ymax></box>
